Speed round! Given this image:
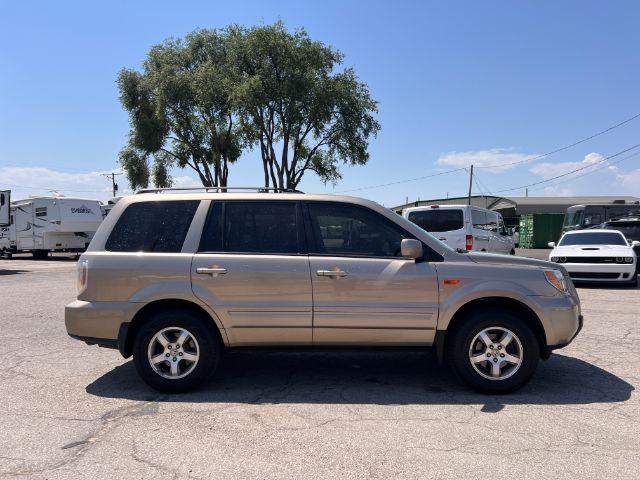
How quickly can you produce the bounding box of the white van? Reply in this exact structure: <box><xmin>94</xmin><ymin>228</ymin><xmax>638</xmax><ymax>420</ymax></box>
<box><xmin>402</xmin><ymin>204</ymin><xmax>515</xmax><ymax>255</ymax></box>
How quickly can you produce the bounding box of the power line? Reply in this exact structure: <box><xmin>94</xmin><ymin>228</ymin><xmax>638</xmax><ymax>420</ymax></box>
<box><xmin>474</xmin><ymin>111</ymin><xmax>640</xmax><ymax>169</ymax></box>
<box><xmin>491</xmin><ymin>143</ymin><xmax>640</xmax><ymax>194</ymax></box>
<box><xmin>334</xmin><ymin>167</ymin><xmax>467</xmax><ymax>194</ymax></box>
<box><xmin>525</xmin><ymin>149</ymin><xmax>640</xmax><ymax>194</ymax></box>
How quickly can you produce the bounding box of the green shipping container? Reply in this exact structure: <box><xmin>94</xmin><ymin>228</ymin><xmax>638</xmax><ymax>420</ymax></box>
<box><xmin>518</xmin><ymin>213</ymin><xmax>565</xmax><ymax>249</ymax></box>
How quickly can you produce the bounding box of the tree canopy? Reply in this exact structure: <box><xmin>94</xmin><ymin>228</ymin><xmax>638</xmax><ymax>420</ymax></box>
<box><xmin>117</xmin><ymin>22</ymin><xmax>379</xmax><ymax>191</ymax></box>
<box><xmin>117</xmin><ymin>29</ymin><xmax>241</xmax><ymax>189</ymax></box>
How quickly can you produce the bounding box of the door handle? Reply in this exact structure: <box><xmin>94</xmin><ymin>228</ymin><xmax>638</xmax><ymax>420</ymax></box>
<box><xmin>316</xmin><ymin>269</ymin><xmax>348</xmax><ymax>277</ymax></box>
<box><xmin>196</xmin><ymin>267</ymin><xmax>227</xmax><ymax>275</ymax></box>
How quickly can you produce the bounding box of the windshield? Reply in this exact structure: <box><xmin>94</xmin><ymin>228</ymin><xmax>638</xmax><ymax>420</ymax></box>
<box><xmin>407</xmin><ymin>209</ymin><xmax>464</xmax><ymax>232</ymax></box>
<box><xmin>559</xmin><ymin>232</ymin><xmax>628</xmax><ymax>246</ymax></box>
<box><xmin>563</xmin><ymin>207</ymin><xmax>584</xmax><ymax>228</ymax></box>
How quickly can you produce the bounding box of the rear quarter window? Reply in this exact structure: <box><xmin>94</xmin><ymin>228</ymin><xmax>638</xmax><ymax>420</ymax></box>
<box><xmin>105</xmin><ymin>200</ymin><xmax>199</xmax><ymax>252</ymax></box>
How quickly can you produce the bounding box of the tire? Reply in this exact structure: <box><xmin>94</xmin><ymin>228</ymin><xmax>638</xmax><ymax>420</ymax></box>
<box><xmin>32</xmin><ymin>249</ymin><xmax>49</xmax><ymax>260</ymax></box>
<box><xmin>132</xmin><ymin>310</ymin><xmax>220</xmax><ymax>393</ymax></box>
<box><xmin>447</xmin><ymin>311</ymin><xmax>539</xmax><ymax>394</ymax></box>
<box><xmin>629</xmin><ymin>273</ymin><xmax>638</xmax><ymax>288</ymax></box>
<box><xmin>509</xmin><ymin>249</ymin><xmax>516</xmax><ymax>255</ymax></box>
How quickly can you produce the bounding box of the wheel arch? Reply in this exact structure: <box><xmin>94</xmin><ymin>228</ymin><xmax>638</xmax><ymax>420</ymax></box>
<box><xmin>435</xmin><ymin>297</ymin><xmax>548</xmax><ymax>363</ymax></box>
<box><xmin>119</xmin><ymin>299</ymin><xmax>227</xmax><ymax>358</ymax></box>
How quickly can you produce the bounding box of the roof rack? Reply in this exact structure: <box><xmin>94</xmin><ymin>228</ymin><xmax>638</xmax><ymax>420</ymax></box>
<box><xmin>136</xmin><ymin>186</ymin><xmax>303</xmax><ymax>194</ymax></box>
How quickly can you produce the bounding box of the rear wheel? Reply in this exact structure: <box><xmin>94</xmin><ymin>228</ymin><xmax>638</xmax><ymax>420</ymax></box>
<box><xmin>32</xmin><ymin>249</ymin><xmax>49</xmax><ymax>260</ymax></box>
<box><xmin>447</xmin><ymin>311</ymin><xmax>539</xmax><ymax>394</ymax></box>
<box><xmin>133</xmin><ymin>310</ymin><xmax>220</xmax><ymax>393</ymax></box>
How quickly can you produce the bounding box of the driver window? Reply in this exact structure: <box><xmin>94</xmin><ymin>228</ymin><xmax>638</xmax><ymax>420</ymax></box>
<box><xmin>308</xmin><ymin>203</ymin><xmax>412</xmax><ymax>257</ymax></box>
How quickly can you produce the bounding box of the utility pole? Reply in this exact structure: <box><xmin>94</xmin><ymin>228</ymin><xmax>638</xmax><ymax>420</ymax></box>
<box><xmin>101</xmin><ymin>172</ymin><xmax>123</xmax><ymax>198</ymax></box>
<box><xmin>467</xmin><ymin>164</ymin><xmax>474</xmax><ymax>205</ymax></box>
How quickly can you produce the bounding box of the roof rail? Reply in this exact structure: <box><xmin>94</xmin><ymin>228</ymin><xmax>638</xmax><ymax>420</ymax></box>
<box><xmin>136</xmin><ymin>186</ymin><xmax>303</xmax><ymax>194</ymax></box>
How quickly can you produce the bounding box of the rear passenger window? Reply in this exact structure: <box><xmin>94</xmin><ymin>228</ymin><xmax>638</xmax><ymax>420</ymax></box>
<box><xmin>106</xmin><ymin>201</ymin><xmax>199</xmax><ymax>253</ymax></box>
<box><xmin>472</xmin><ymin>210</ymin><xmax>488</xmax><ymax>230</ymax></box>
<box><xmin>199</xmin><ymin>202</ymin><xmax>300</xmax><ymax>254</ymax></box>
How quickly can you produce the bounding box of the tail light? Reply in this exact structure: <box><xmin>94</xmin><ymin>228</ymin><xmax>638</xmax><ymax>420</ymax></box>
<box><xmin>466</xmin><ymin>235</ymin><xmax>474</xmax><ymax>250</ymax></box>
<box><xmin>77</xmin><ymin>259</ymin><xmax>88</xmax><ymax>295</ymax></box>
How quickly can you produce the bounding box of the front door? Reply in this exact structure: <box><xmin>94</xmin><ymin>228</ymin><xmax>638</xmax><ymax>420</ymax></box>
<box><xmin>192</xmin><ymin>201</ymin><xmax>313</xmax><ymax>346</ymax></box>
<box><xmin>305</xmin><ymin>202</ymin><xmax>439</xmax><ymax>345</ymax></box>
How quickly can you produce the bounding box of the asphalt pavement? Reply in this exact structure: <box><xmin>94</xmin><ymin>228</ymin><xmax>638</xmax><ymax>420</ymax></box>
<box><xmin>0</xmin><ymin>253</ymin><xmax>638</xmax><ymax>479</ymax></box>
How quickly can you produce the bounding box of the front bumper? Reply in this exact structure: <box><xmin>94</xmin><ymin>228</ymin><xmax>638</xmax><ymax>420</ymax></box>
<box><xmin>562</xmin><ymin>262</ymin><xmax>636</xmax><ymax>282</ymax></box>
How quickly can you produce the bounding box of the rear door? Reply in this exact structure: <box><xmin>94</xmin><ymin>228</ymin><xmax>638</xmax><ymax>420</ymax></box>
<box><xmin>191</xmin><ymin>201</ymin><xmax>313</xmax><ymax>346</ymax></box>
<box><xmin>306</xmin><ymin>202</ymin><xmax>439</xmax><ymax>346</ymax></box>
<box><xmin>406</xmin><ymin>208</ymin><xmax>466</xmax><ymax>250</ymax></box>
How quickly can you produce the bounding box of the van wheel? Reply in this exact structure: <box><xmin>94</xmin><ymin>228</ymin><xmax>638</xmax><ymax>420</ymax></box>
<box><xmin>447</xmin><ymin>311</ymin><xmax>539</xmax><ymax>394</ymax></box>
<box><xmin>32</xmin><ymin>249</ymin><xmax>49</xmax><ymax>260</ymax></box>
<box><xmin>133</xmin><ymin>310</ymin><xmax>220</xmax><ymax>393</ymax></box>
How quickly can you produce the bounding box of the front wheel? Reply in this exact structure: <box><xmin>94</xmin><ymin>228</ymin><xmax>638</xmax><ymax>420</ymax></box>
<box><xmin>133</xmin><ymin>310</ymin><xmax>220</xmax><ymax>393</ymax></box>
<box><xmin>447</xmin><ymin>311</ymin><xmax>539</xmax><ymax>394</ymax></box>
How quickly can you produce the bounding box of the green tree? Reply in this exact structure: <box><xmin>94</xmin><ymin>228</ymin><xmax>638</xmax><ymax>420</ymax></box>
<box><xmin>230</xmin><ymin>22</ymin><xmax>380</xmax><ymax>190</ymax></box>
<box><xmin>117</xmin><ymin>29</ymin><xmax>241</xmax><ymax>190</ymax></box>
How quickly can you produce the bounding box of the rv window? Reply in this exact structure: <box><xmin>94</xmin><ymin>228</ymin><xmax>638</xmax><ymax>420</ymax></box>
<box><xmin>35</xmin><ymin>207</ymin><xmax>47</xmax><ymax>217</ymax></box>
<box><xmin>105</xmin><ymin>201</ymin><xmax>199</xmax><ymax>253</ymax></box>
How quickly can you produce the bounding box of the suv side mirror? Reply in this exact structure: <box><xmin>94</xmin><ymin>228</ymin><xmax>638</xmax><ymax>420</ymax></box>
<box><xmin>548</xmin><ymin>242</ymin><xmax>556</xmax><ymax>248</ymax></box>
<box><xmin>401</xmin><ymin>238</ymin><xmax>423</xmax><ymax>260</ymax></box>
<box><xmin>632</xmin><ymin>240</ymin><xmax>640</xmax><ymax>247</ymax></box>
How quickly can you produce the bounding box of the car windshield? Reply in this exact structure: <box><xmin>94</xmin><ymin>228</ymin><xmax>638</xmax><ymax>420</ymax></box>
<box><xmin>407</xmin><ymin>209</ymin><xmax>464</xmax><ymax>232</ymax></box>
<box><xmin>558</xmin><ymin>232</ymin><xmax>627</xmax><ymax>246</ymax></box>
<box><xmin>603</xmin><ymin>223</ymin><xmax>640</xmax><ymax>242</ymax></box>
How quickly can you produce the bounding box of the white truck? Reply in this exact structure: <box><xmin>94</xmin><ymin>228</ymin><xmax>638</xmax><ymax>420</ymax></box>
<box><xmin>0</xmin><ymin>195</ymin><xmax>103</xmax><ymax>259</ymax></box>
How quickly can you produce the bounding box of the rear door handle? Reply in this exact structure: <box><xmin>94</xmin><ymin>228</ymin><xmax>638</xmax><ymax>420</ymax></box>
<box><xmin>196</xmin><ymin>267</ymin><xmax>227</xmax><ymax>275</ymax></box>
<box><xmin>316</xmin><ymin>269</ymin><xmax>348</xmax><ymax>277</ymax></box>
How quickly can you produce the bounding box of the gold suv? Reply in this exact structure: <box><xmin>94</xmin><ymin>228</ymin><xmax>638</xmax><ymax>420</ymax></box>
<box><xmin>66</xmin><ymin>189</ymin><xmax>583</xmax><ymax>394</ymax></box>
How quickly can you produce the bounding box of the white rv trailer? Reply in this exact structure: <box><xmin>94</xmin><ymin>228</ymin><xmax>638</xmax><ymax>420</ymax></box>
<box><xmin>0</xmin><ymin>196</ymin><xmax>103</xmax><ymax>259</ymax></box>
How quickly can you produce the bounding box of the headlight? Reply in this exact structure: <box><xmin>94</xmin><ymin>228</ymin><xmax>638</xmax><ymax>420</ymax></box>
<box><xmin>544</xmin><ymin>269</ymin><xmax>569</xmax><ymax>294</ymax></box>
<box><xmin>550</xmin><ymin>256</ymin><xmax>559</xmax><ymax>262</ymax></box>
<box><xmin>624</xmin><ymin>257</ymin><xmax>634</xmax><ymax>263</ymax></box>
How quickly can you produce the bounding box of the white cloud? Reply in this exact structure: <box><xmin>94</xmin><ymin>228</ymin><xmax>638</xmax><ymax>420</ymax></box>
<box><xmin>436</xmin><ymin>148</ymin><xmax>539</xmax><ymax>172</ymax></box>
<box><xmin>529</xmin><ymin>152</ymin><xmax>607</xmax><ymax>180</ymax></box>
<box><xmin>0</xmin><ymin>167</ymin><xmax>121</xmax><ymax>201</ymax></box>
<box><xmin>0</xmin><ymin>166</ymin><xmax>203</xmax><ymax>202</ymax></box>
<box><xmin>616</xmin><ymin>168</ymin><xmax>640</xmax><ymax>191</ymax></box>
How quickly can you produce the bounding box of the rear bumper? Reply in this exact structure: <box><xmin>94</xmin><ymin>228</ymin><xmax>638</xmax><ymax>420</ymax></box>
<box><xmin>65</xmin><ymin>300</ymin><xmax>134</xmax><ymax>345</ymax></box>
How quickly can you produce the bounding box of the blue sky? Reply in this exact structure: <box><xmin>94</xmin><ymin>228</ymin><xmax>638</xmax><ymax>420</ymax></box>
<box><xmin>2</xmin><ymin>0</ymin><xmax>640</xmax><ymax>206</ymax></box>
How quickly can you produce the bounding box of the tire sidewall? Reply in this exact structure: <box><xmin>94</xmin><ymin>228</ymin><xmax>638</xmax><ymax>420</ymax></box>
<box><xmin>133</xmin><ymin>310</ymin><xmax>219</xmax><ymax>393</ymax></box>
<box><xmin>449</xmin><ymin>311</ymin><xmax>539</xmax><ymax>394</ymax></box>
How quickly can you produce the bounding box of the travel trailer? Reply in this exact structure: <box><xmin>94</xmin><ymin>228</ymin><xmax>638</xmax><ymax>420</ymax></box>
<box><xmin>0</xmin><ymin>195</ymin><xmax>103</xmax><ymax>259</ymax></box>
<box><xmin>0</xmin><ymin>191</ymin><xmax>9</xmax><ymax>225</ymax></box>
